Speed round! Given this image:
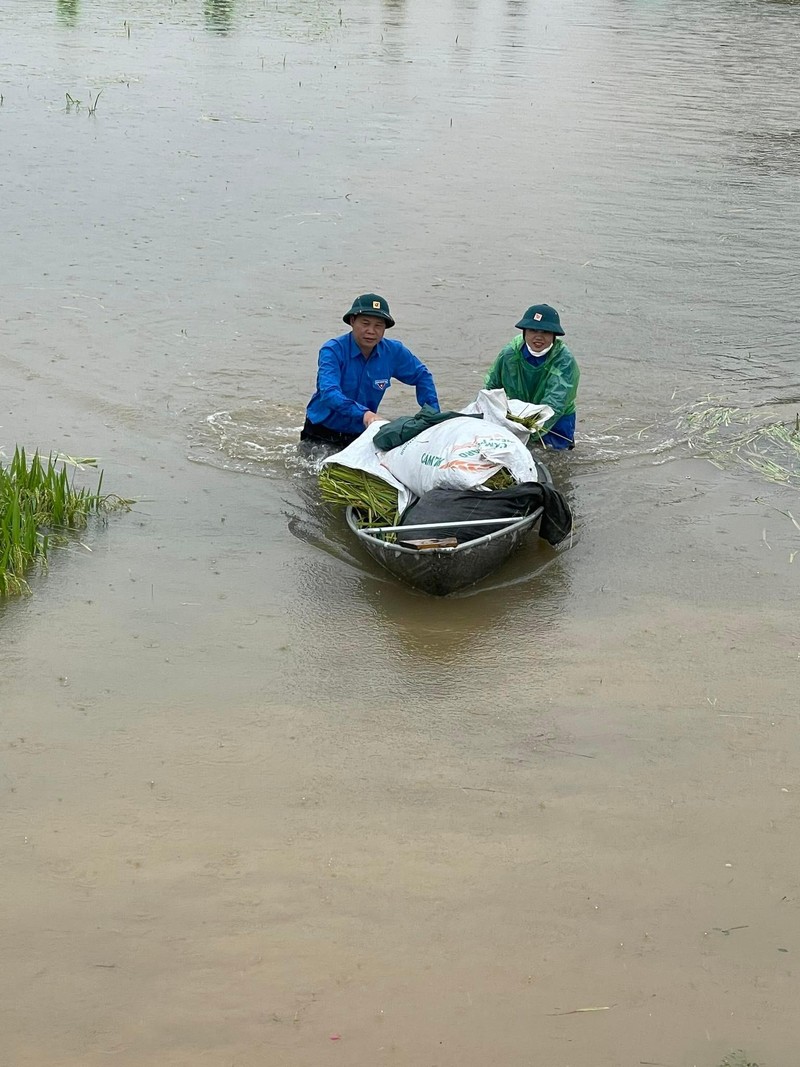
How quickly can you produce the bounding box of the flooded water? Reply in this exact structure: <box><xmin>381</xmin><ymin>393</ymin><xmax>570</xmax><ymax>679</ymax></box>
<box><xmin>2</xmin><ymin>0</ymin><xmax>799</xmax><ymax>1064</ymax></box>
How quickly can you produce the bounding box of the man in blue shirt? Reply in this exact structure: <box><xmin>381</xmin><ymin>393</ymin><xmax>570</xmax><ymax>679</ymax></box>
<box><xmin>301</xmin><ymin>294</ymin><xmax>440</xmax><ymax>448</ymax></box>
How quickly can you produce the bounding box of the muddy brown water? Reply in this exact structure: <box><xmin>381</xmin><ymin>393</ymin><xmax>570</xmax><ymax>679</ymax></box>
<box><xmin>1</xmin><ymin>1</ymin><xmax>799</xmax><ymax>1064</ymax></box>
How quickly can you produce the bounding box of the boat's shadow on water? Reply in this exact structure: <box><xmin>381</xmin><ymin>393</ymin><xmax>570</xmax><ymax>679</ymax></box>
<box><xmin>356</xmin><ymin>544</ymin><xmax>576</xmax><ymax>673</ymax></box>
<box><xmin>286</xmin><ymin>522</ymin><xmax>575</xmax><ymax>671</ymax></box>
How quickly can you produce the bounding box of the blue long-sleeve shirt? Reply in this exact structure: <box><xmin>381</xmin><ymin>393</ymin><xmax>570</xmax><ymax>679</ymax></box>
<box><xmin>305</xmin><ymin>331</ymin><xmax>439</xmax><ymax>437</ymax></box>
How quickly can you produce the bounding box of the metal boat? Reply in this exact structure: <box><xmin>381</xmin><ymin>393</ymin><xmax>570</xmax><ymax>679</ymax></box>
<box><xmin>344</xmin><ymin>462</ymin><xmax>554</xmax><ymax>596</ymax></box>
<box><xmin>346</xmin><ymin>504</ymin><xmax>545</xmax><ymax>595</ymax></box>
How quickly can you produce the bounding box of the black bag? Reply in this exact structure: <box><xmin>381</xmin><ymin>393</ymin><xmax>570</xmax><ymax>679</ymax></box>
<box><xmin>399</xmin><ymin>483</ymin><xmax>572</xmax><ymax>547</ymax></box>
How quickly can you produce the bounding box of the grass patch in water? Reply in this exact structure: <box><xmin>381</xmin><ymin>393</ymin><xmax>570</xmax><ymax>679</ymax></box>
<box><xmin>0</xmin><ymin>447</ymin><xmax>132</xmax><ymax>596</ymax></box>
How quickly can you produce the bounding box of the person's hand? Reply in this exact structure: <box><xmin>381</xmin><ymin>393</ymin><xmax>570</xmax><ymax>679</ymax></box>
<box><xmin>363</xmin><ymin>411</ymin><xmax>381</xmax><ymax>427</ymax></box>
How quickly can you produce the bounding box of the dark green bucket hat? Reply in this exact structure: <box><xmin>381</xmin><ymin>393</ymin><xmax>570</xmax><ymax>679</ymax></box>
<box><xmin>343</xmin><ymin>293</ymin><xmax>395</xmax><ymax>328</ymax></box>
<box><xmin>515</xmin><ymin>303</ymin><xmax>564</xmax><ymax>335</ymax></box>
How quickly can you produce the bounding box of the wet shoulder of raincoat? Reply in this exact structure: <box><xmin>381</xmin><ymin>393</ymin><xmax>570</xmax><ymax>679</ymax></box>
<box><xmin>484</xmin><ymin>335</ymin><xmax>579</xmax><ymax>425</ymax></box>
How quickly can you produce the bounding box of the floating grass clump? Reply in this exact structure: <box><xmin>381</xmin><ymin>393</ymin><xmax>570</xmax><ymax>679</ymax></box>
<box><xmin>0</xmin><ymin>448</ymin><xmax>130</xmax><ymax>596</ymax></box>
<box><xmin>318</xmin><ymin>464</ymin><xmax>399</xmax><ymax>526</ymax></box>
<box><xmin>678</xmin><ymin>400</ymin><xmax>800</xmax><ymax>485</ymax></box>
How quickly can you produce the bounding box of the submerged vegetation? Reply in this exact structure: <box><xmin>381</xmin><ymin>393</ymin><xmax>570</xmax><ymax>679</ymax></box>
<box><xmin>65</xmin><ymin>89</ymin><xmax>102</xmax><ymax>115</ymax></box>
<box><xmin>679</xmin><ymin>399</ymin><xmax>800</xmax><ymax>485</ymax></box>
<box><xmin>718</xmin><ymin>1053</ymin><xmax>762</xmax><ymax>1067</ymax></box>
<box><xmin>0</xmin><ymin>448</ymin><xmax>131</xmax><ymax>596</ymax></box>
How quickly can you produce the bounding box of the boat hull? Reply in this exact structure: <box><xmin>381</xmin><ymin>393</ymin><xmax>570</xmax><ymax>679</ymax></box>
<box><xmin>346</xmin><ymin>506</ymin><xmax>543</xmax><ymax>596</ymax></box>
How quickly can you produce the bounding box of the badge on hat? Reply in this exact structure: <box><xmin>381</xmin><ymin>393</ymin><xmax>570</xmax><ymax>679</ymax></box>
<box><xmin>373</xmin><ymin>300</ymin><xmax>381</xmax><ymax>309</ymax></box>
<box><xmin>534</xmin><ymin>312</ymin><xmax>543</xmax><ymax>321</ymax></box>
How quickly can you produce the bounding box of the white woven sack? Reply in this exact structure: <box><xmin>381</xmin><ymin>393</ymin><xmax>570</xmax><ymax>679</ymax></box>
<box><xmin>380</xmin><ymin>416</ymin><xmax>538</xmax><ymax>498</ymax></box>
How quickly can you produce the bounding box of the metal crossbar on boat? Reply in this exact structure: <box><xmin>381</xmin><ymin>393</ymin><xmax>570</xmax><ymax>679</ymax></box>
<box><xmin>346</xmin><ymin>507</ymin><xmax>542</xmax><ymax>596</ymax></box>
<box><xmin>362</xmin><ymin>516</ymin><xmax>525</xmax><ymax>536</ymax></box>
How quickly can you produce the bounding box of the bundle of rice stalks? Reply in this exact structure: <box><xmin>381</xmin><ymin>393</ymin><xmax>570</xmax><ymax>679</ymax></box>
<box><xmin>1</xmin><ymin>447</ymin><xmax>131</xmax><ymax>596</ymax></box>
<box><xmin>506</xmin><ymin>411</ymin><xmax>540</xmax><ymax>432</ymax></box>
<box><xmin>318</xmin><ymin>464</ymin><xmax>399</xmax><ymax>526</ymax></box>
<box><xmin>678</xmin><ymin>400</ymin><xmax>800</xmax><ymax>485</ymax></box>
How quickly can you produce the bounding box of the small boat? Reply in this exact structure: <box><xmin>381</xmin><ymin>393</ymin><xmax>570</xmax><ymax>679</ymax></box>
<box><xmin>345</xmin><ymin>463</ymin><xmax>554</xmax><ymax>597</ymax></box>
<box><xmin>346</xmin><ymin>506</ymin><xmax>545</xmax><ymax>596</ymax></box>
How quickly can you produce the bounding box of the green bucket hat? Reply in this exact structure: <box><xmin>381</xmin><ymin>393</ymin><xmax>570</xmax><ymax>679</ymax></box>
<box><xmin>515</xmin><ymin>304</ymin><xmax>564</xmax><ymax>335</ymax></box>
<box><xmin>343</xmin><ymin>293</ymin><xmax>395</xmax><ymax>328</ymax></box>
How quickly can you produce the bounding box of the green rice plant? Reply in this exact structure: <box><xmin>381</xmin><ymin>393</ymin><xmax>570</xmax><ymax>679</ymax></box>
<box><xmin>0</xmin><ymin>447</ymin><xmax>131</xmax><ymax>596</ymax></box>
<box><xmin>318</xmin><ymin>464</ymin><xmax>399</xmax><ymax>526</ymax></box>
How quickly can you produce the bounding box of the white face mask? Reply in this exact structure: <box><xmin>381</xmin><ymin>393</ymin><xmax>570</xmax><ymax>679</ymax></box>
<box><xmin>526</xmin><ymin>342</ymin><xmax>552</xmax><ymax>359</ymax></box>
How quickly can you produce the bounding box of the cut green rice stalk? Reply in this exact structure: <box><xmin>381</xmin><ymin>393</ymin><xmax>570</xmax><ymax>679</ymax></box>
<box><xmin>678</xmin><ymin>399</ymin><xmax>800</xmax><ymax>486</ymax></box>
<box><xmin>319</xmin><ymin>464</ymin><xmax>399</xmax><ymax>526</ymax></box>
<box><xmin>506</xmin><ymin>411</ymin><xmax>539</xmax><ymax>431</ymax></box>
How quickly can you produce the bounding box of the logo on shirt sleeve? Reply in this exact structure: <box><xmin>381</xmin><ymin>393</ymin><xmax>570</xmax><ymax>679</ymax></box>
<box><xmin>374</xmin><ymin>378</ymin><xmax>390</xmax><ymax>391</ymax></box>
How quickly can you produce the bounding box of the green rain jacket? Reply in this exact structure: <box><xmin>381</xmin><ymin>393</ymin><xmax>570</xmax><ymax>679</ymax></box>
<box><xmin>484</xmin><ymin>336</ymin><xmax>579</xmax><ymax>428</ymax></box>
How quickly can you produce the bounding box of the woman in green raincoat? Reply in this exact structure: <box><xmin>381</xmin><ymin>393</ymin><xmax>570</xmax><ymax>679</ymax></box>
<box><xmin>484</xmin><ymin>303</ymin><xmax>580</xmax><ymax>450</ymax></box>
